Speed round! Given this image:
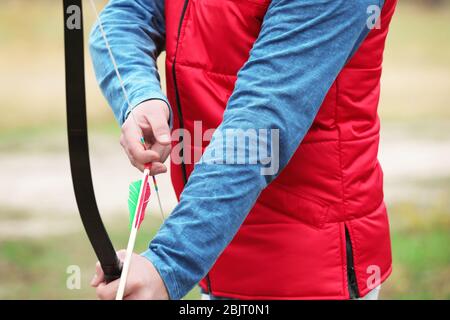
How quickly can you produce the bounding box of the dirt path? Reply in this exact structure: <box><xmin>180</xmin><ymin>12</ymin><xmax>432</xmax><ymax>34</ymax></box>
<box><xmin>0</xmin><ymin>132</ymin><xmax>449</xmax><ymax>239</ymax></box>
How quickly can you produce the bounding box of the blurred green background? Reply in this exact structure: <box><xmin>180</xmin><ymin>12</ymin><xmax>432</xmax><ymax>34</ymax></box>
<box><xmin>0</xmin><ymin>0</ymin><xmax>449</xmax><ymax>299</ymax></box>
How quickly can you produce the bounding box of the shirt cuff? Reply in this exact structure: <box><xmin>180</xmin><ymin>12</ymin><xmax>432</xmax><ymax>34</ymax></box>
<box><xmin>122</xmin><ymin>88</ymin><xmax>173</xmax><ymax>129</ymax></box>
<box><xmin>141</xmin><ymin>248</ymin><xmax>181</xmax><ymax>300</ymax></box>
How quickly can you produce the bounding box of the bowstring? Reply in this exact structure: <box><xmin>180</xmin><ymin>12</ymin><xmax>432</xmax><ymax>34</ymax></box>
<box><xmin>88</xmin><ymin>0</ymin><xmax>165</xmax><ymax>221</ymax></box>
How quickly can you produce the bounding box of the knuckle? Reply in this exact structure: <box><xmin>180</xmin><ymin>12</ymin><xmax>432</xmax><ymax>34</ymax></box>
<box><xmin>96</xmin><ymin>289</ymin><xmax>106</xmax><ymax>300</ymax></box>
<box><xmin>128</xmin><ymin>148</ymin><xmax>137</xmax><ymax>158</ymax></box>
<box><xmin>145</xmin><ymin>153</ymin><xmax>154</xmax><ymax>162</ymax></box>
<box><xmin>128</xmin><ymin>155</ymin><xmax>136</xmax><ymax>165</ymax></box>
<box><xmin>130</xmin><ymin>277</ymin><xmax>145</xmax><ymax>290</ymax></box>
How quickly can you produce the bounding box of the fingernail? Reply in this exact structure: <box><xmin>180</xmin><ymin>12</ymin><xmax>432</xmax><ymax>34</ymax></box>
<box><xmin>159</xmin><ymin>134</ymin><xmax>171</xmax><ymax>143</ymax></box>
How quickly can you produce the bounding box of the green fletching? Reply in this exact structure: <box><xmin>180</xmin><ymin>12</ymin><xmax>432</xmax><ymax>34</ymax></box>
<box><xmin>128</xmin><ymin>180</ymin><xmax>142</xmax><ymax>230</ymax></box>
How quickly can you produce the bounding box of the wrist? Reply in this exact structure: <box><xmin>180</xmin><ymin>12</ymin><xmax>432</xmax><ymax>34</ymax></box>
<box><xmin>121</xmin><ymin>89</ymin><xmax>172</xmax><ymax>127</ymax></box>
<box><xmin>141</xmin><ymin>249</ymin><xmax>180</xmax><ymax>300</ymax></box>
<box><xmin>127</xmin><ymin>98</ymin><xmax>172</xmax><ymax>129</ymax></box>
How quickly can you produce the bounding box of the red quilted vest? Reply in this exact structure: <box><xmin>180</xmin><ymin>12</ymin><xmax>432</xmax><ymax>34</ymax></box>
<box><xmin>165</xmin><ymin>0</ymin><xmax>397</xmax><ymax>299</ymax></box>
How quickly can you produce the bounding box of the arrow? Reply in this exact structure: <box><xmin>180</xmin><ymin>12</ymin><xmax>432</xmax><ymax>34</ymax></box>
<box><xmin>87</xmin><ymin>0</ymin><xmax>166</xmax><ymax>300</ymax></box>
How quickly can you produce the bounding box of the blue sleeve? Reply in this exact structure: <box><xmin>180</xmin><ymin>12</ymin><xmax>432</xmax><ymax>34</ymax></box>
<box><xmin>143</xmin><ymin>0</ymin><xmax>377</xmax><ymax>299</ymax></box>
<box><xmin>89</xmin><ymin>0</ymin><xmax>171</xmax><ymax>126</ymax></box>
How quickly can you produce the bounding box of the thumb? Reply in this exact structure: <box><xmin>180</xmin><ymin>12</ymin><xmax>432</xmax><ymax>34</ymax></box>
<box><xmin>146</xmin><ymin>109</ymin><xmax>171</xmax><ymax>145</ymax></box>
<box><xmin>91</xmin><ymin>261</ymin><xmax>105</xmax><ymax>287</ymax></box>
<box><xmin>117</xmin><ymin>249</ymin><xmax>127</xmax><ymax>262</ymax></box>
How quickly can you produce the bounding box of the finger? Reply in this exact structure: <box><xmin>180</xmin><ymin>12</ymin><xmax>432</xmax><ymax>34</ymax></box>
<box><xmin>122</xmin><ymin>123</ymin><xmax>161</xmax><ymax>167</ymax></box>
<box><xmin>95</xmin><ymin>249</ymin><xmax>125</xmax><ymax>300</ymax></box>
<box><xmin>145</xmin><ymin>110</ymin><xmax>171</xmax><ymax>145</ymax></box>
<box><xmin>149</xmin><ymin>162</ymin><xmax>167</xmax><ymax>176</ymax></box>
<box><xmin>123</xmin><ymin>292</ymin><xmax>145</xmax><ymax>300</ymax></box>
<box><xmin>91</xmin><ymin>261</ymin><xmax>105</xmax><ymax>287</ymax></box>
<box><xmin>96</xmin><ymin>280</ymin><xmax>120</xmax><ymax>300</ymax></box>
<box><xmin>117</xmin><ymin>249</ymin><xmax>127</xmax><ymax>261</ymax></box>
<box><xmin>151</xmin><ymin>143</ymin><xmax>171</xmax><ymax>163</ymax></box>
<box><xmin>115</xmin><ymin>250</ymin><xmax>139</xmax><ymax>298</ymax></box>
<box><xmin>126</xmin><ymin>138</ymin><xmax>161</xmax><ymax>167</ymax></box>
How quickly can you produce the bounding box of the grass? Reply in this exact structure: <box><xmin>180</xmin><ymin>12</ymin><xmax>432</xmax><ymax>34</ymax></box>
<box><xmin>0</xmin><ymin>213</ymin><xmax>201</xmax><ymax>300</ymax></box>
<box><xmin>0</xmin><ymin>202</ymin><xmax>448</xmax><ymax>300</ymax></box>
<box><xmin>383</xmin><ymin>229</ymin><xmax>450</xmax><ymax>299</ymax></box>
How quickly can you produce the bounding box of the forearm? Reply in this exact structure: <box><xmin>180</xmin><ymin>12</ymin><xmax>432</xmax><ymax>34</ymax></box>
<box><xmin>89</xmin><ymin>0</ymin><xmax>169</xmax><ymax>125</ymax></box>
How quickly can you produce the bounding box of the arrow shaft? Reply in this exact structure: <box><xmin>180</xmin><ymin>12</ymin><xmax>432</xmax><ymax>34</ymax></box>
<box><xmin>152</xmin><ymin>176</ymin><xmax>165</xmax><ymax>220</ymax></box>
<box><xmin>116</xmin><ymin>225</ymin><xmax>138</xmax><ymax>300</ymax></box>
<box><xmin>116</xmin><ymin>168</ymin><xmax>150</xmax><ymax>300</ymax></box>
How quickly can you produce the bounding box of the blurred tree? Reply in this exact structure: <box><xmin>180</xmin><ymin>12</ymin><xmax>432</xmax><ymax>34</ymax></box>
<box><xmin>421</xmin><ymin>0</ymin><xmax>446</xmax><ymax>7</ymax></box>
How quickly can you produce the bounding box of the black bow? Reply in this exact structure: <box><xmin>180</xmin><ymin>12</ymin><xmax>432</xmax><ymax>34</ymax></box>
<box><xmin>63</xmin><ymin>0</ymin><xmax>122</xmax><ymax>283</ymax></box>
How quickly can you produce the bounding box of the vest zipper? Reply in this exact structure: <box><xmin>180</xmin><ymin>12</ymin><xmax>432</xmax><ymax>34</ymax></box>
<box><xmin>345</xmin><ymin>226</ymin><xmax>360</xmax><ymax>299</ymax></box>
<box><xmin>172</xmin><ymin>0</ymin><xmax>189</xmax><ymax>185</ymax></box>
<box><xmin>172</xmin><ymin>0</ymin><xmax>213</xmax><ymax>295</ymax></box>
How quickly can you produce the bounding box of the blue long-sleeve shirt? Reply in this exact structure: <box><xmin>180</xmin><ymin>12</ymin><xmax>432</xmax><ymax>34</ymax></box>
<box><xmin>90</xmin><ymin>0</ymin><xmax>381</xmax><ymax>299</ymax></box>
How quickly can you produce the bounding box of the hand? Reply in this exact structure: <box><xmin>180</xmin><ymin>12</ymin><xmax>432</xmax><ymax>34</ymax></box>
<box><xmin>91</xmin><ymin>250</ymin><xmax>170</xmax><ymax>300</ymax></box>
<box><xmin>120</xmin><ymin>100</ymin><xmax>171</xmax><ymax>174</ymax></box>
